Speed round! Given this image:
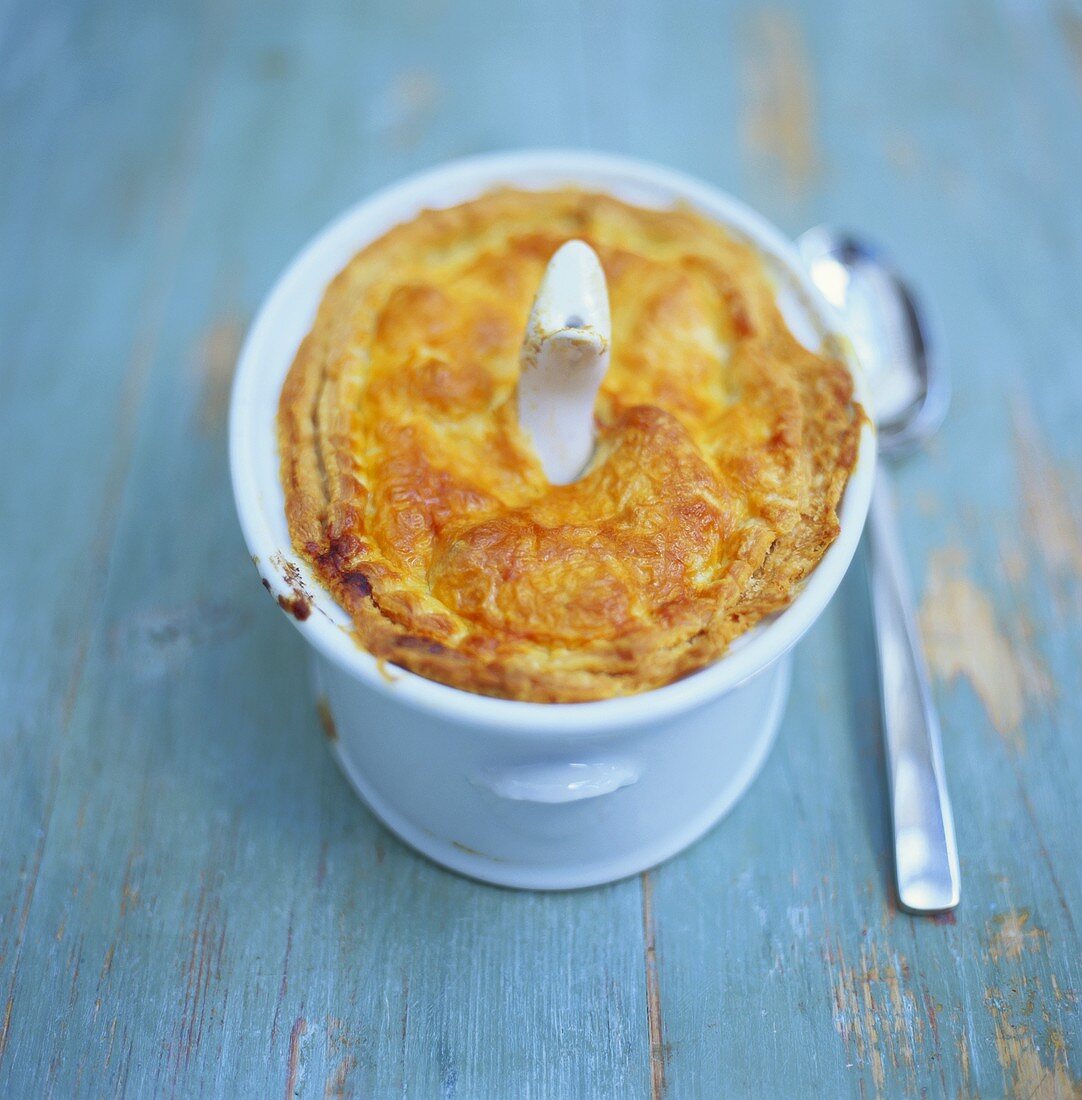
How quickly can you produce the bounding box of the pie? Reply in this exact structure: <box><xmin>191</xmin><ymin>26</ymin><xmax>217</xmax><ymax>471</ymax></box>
<box><xmin>278</xmin><ymin>188</ymin><xmax>862</xmax><ymax>701</ymax></box>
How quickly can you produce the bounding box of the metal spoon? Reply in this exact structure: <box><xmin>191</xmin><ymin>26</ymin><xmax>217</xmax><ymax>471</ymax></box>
<box><xmin>799</xmin><ymin>228</ymin><xmax>959</xmax><ymax>914</ymax></box>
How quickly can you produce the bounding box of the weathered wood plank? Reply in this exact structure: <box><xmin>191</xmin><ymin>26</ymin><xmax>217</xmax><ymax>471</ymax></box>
<box><xmin>0</xmin><ymin>0</ymin><xmax>234</xmax><ymax>1081</ymax></box>
<box><xmin>647</xmin><ymin>0</ymin><xmax>1082</xmax><ymax>1095</ymax></box>
<box><xmin>3</xmin><ymin>0</ymin><xmax>652</xmax><ymax>1096</ymax></box>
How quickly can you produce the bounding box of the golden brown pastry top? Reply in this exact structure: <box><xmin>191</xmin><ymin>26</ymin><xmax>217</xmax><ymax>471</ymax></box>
<box><xmin>278</xmin><ymin>188</ymin><xmax>862</xmax><ymax>701</ymax></box>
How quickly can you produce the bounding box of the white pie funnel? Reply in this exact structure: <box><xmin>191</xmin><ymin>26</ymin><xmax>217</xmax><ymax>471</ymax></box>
<box><xmin>517</xmin><ymin>239</ymin><xmax>611</xmax><ymax>484</ymax></box>
<box><xmin>230</xmin><ymin>150</ymin><xmax>876</xmax><ymax>889</ymax></box>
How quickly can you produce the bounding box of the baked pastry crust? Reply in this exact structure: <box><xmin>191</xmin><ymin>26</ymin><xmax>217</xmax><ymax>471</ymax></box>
<box><xmin>278</xmin><ymin>188</ymin><xmax>862</xmax><ymax>701</ymax></box>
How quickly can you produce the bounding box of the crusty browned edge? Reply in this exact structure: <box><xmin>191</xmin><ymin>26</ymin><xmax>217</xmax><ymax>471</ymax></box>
<box><xmin>276</xmin><ymin>190</ymin><xmax>865</xmax><ymax>702</ymax></box>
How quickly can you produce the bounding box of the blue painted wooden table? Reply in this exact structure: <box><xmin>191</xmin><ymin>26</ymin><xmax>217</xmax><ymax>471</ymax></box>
<box><xmin>2</xmin><ymin>0</ymin><xmax>1080</xmax><ymax>1095</ymax></box>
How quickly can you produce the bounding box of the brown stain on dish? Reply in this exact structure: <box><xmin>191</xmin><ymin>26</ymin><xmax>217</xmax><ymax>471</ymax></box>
<box><xmin>450</xmin><ymin>840</ymin><xmax>506</xmax><ymax>862</ymax></box>
<box><xmin>641</xmin><ymin>871</ymin><xmax>667</xmax><ymax>1100</ymax></box>
<box><xmin>277</xmin><ymin>593</ymin><xmax>311</xmax><ymax>621</ymax></box>
<box><xmin>196</xmin><ymin>315</ymin><xmax>246</xmax><ymax>432</ymax></box>
<box><xmin>269</xmin><ymin>553</ymin><xmax>314</xmax><ymax>622</ymax></box>
<box><xmin>741</xmin><ymin>9</ymin><xmax>819</xmax><ymax>197</ymax></box>
<box><xmin>986</xmin><ymin>993</ymin><xmax>1081</xmax><ymax>1099</ymax></box>
<box><xmin>987</xmin><ymin>909</ymin><xmax>1048</xmax><ymax>964</ymax></box>
<box><xmin>324</xmin><ymin>1054</ymin><xmax>356</xmax><ymax>1098</ymax></box>
<box><xmin>918</xmin><ymin>547</ymin><xmax>1053</xmax><ymax>749</ymax></box>
<box><xmin>315</xmin><ymin>696</ymin><xmax>338</xmax><ymax>742</ymax></box>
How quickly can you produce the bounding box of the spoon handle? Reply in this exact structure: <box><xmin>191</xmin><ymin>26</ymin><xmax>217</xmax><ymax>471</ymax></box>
<box><xmin>868</xmin><ymin>462</ymin><xmax>960</xmax><ymax>913</ymax></box>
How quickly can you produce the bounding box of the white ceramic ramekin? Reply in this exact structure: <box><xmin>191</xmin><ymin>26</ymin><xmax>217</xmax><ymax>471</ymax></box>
<box><xmin>230</xmin><ymin>150</ymin><xmax>876</xmax><ymax>890</ymax></box>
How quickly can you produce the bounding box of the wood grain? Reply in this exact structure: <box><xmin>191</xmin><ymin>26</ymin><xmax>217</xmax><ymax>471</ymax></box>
<box><xmin>0</xmin><ymin>0</ymin><xmax>1079</xmax><ymax>1095</ymax></box>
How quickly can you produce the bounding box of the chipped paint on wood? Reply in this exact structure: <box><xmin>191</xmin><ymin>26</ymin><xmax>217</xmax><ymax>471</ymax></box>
<box><xmin>196</xmin><ymin>316</ymin><xmax>246</xmax><ymax>433</ymax></box>
<box><xmin>987</xmin><ymin>909</ymin><xmax>1049</xmax><ymax>964</ymax></box>
<box><xmin>1013</xmin><ymin>399</ymin><xmax>1082</xmax><ymax>611</ymax></box>
<box><xmin>987</xmin><ymin>994</ymin><xmax>1081</xmax><ymax>1099</ymax></box>
<box><xmin>740</xmin><ymin>9</ymin><xmax>819</xmax><ymax>197</ymax></box>
<box><xmin>284</xmin><ymin>1016</ymin><xmax>305</xmax><ymax>1099</ymax></box>
<box><xmin>826</xmin><ymin>939</ymin><xmax>925</xmax><ymax>1095</ymax></box>
<box><xmin>641</xmin><ymin>872</ymin><xmax>667</xmax><ymax>1100</ymax></box>
<box><xmin>919</xmin><ymin>547</ymin><xmax>1053</xmax><ymax>747</ymax></box>
<box><xmin>1000</xmin><ymin>532</ymin><xmax>1029</xmax><ymax>585</ymax></box>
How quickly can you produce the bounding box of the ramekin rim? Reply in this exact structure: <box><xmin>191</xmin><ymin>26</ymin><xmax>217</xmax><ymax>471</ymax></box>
<box><xmin>229</xmin><ymin>148</ymin><xmax>876</xmax><ymax>735</ymax></box>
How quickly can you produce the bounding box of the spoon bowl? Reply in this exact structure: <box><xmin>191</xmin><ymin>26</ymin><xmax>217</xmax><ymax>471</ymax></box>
<box><xmin>799</xmin><ymin>229</ymin><xmax>949</xmax><ymax>455</ymax></box>
<box><xmin>799</xmin><ymin>226</ymin><xmax>961</xmax><ymax>914</ymax></box>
